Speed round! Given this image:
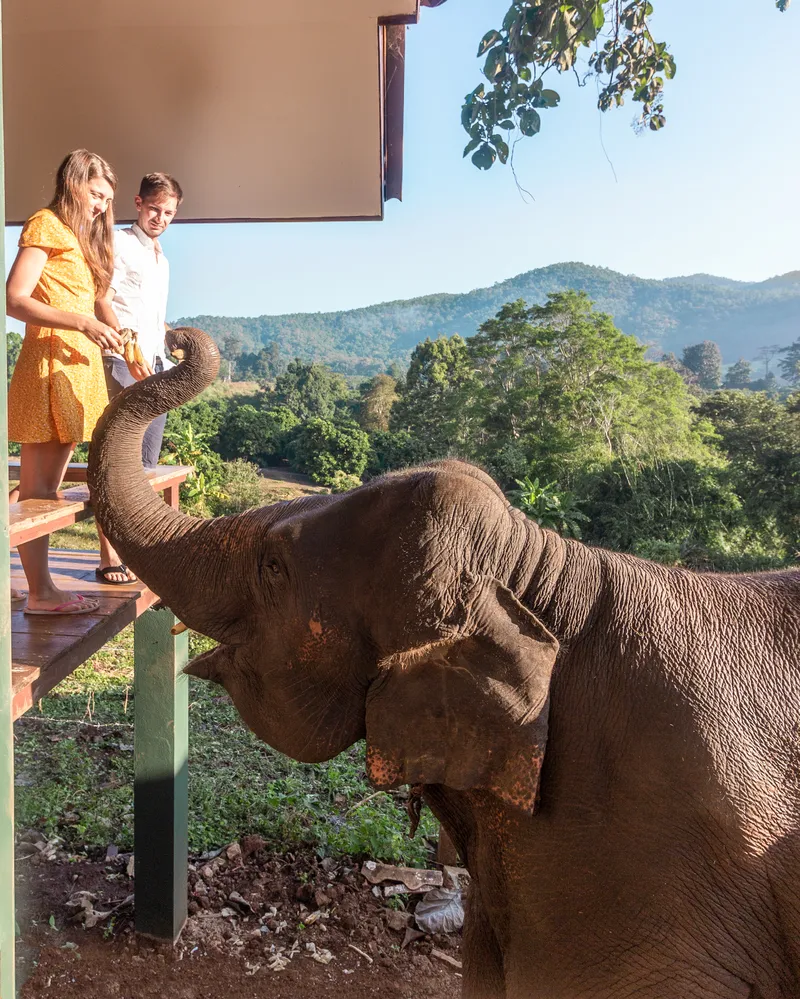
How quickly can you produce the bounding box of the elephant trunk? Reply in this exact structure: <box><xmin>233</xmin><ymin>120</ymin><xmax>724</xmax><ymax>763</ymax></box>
<box><xmin>88</xmin><ymin>328</ymin><xmax>244</xmax><ymax>643</ymax></box>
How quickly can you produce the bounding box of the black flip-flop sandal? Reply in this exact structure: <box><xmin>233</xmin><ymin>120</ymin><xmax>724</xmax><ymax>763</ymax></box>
<box><xmin>95</xmin><ymin>564</ymin><xmax>137</xmax><ymax>585</ymax></box>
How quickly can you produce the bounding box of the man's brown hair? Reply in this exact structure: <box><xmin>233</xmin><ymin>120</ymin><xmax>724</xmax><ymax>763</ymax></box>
<box><xmin>139</xmin><ymin>172</ymin><xmax>183</xmax><ymax>204</ymax></box>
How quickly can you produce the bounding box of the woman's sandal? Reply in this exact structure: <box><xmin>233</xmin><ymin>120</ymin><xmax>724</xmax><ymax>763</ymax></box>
<box><xmin>25</xmin><ymin>594</ymin><xmax>100</xmax><ymax>616</ymax></box>
<box><xmin>95</xmin><ymin>564</ymin><xmax>138</xmax><ymax>585</ymax></box>
<box><xmin>11</xmin><ymin>589</ymin><xmax>27</xmax><ymax>609</ymax></box>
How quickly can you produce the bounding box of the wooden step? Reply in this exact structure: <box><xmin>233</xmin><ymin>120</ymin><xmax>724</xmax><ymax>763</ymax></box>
<box><xmin>7</xmin><ymin>464</ymin><xmax>193</xmax><ymax>546</ymax></box>
<box><xmin>9</xmin><ymin>490</ymin><xmax>92</xmax><ymax>546</ymax></box>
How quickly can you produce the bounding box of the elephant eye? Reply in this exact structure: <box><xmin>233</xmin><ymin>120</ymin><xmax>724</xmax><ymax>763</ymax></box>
<box><xmin>268</xmin><ymin>560</ymin><xmax>281</xmax><ymax>575</ymax></box>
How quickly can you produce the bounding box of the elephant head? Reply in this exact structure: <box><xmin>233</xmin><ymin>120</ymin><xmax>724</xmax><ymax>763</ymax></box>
<box><xmin>88</xmin><ymin>329</ymin><xmax>559</xmax><ymax>813</ymax></box>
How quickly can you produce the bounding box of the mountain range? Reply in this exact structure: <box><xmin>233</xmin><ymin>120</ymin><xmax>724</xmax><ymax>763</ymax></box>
<box><xmin>176</xmin><ymin>262</ymin><xmax>800</xmax><ymax>375</ymax></box>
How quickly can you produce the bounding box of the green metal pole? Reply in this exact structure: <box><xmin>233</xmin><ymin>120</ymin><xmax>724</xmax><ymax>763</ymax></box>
<box><xmin>133</xmin><ymin>608</ymin><xmax>189</xmax><ymax>941</ymax></box>
<box><xmin>0</xmin><ymin>0</ymin><xmax>16</xmax><ymax>992</ymax></box>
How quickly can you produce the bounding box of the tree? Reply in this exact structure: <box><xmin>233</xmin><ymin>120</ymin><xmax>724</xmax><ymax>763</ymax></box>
<box><xmin>697</xmin><ymin>390</ymin><xmax>800</xmax><ymax>543</ymax></box>
<box><xmin>366</xmin><ymin>430</ymin><xmax>443</xmax><ymax>477</ymax></box>
<box><xmin>467</xmin><ymin>291</ymin><xmax>706</xmax><ymax>484</ymax></box>
<box><xmin>272</xmin><ymin>359</ymin><xmax>351</xmax><ymax>421</ymax></box>
<box><xmin>217</xmin><ymin>405</ymin><xmax>299</xmax><ymax>466</ymax></box>
<box><xmin>779</xmin><ymin>338</ymin><xmax>800</xmax><ymax>385</ymax></box>
<box><xmin>757</xmin><ymin>343</ymin><xmax>783</xmax><ymax>378</ymax></box>
<box><xmin>390</xmin><ymin>335</ymin><xmax>475</xmax><ymax>454</ymax></box>
<box><xmin>288</xmin><ymin>418</ymin><xmax>370</xmax><ymax>485</ymax></box>
<box><xmin>658</xmin><ymin>352</ymin><xmax>700</xmax><ymax>391</ymax></box>
<box><xmin>723</xmin><ymin>358</ymin><xmax>753</xmax><ymax>390</ymax></box>
<box><xmin>465</xmin><ymin>1</ymin><xmax>789</xmax><ymax>169</ymax></box>
<box><xmin>681</xmin><ymin>341</ymin><xmax>722</xmax><ymax>390</ymax></box>
<box><xmin>237</xmin><ymin>342</ymin><xmax>284</xmax><ymax>384</ymax></box>
<box><xmin>358</xmin><ymin>374</ymin><xmax>399</xmax><ymax>432</ymax></box>
<box><xmin>219</xmin><ymin>333</ymin><xmax>243</xmax><ymax>381</ymax></box>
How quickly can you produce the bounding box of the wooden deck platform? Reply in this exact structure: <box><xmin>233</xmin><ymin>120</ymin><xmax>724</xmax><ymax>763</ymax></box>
<box><xmin>7</xmin><ymin>462</ymin><xmax>191</xmax><ymax>720</ymax></box>
<box><xmin>10</xmin><ymin>550</ymin><xmax>161</xmax><ymax>720</ymax></box>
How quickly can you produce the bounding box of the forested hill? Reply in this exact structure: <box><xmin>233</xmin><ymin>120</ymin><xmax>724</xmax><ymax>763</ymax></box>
<box><xmin>176</xmin><ymin>262</ymin><xmax>800</xmax><ymax>375</ymax></box>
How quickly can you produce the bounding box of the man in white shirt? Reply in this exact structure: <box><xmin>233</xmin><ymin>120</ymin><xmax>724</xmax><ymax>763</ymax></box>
<box><xmin>95</xmin><ymin>172</ymin><xmax>182</xmax><ymax>583</ymax></box>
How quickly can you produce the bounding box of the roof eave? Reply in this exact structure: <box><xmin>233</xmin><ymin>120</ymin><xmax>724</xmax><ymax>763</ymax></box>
<box><xmin>382</xmin><ymin>0</ymin><xmax>448</xmax><ymax>203</ymax></box>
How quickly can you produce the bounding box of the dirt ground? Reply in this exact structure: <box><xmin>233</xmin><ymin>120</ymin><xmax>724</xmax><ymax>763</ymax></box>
<box><xmin>15</xmin><ymin>835</ymin><xmax>463</xmax><ymax>999</ymax></box>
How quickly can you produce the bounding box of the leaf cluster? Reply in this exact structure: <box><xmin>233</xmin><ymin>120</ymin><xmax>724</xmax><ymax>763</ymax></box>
<box><xmin>464</xmin><ymin>1</ymin><xmax>788</xmax><ymax>167</ymax></box>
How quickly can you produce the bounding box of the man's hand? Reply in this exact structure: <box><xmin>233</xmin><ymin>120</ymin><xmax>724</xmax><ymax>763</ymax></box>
<box><xmin>126</xmin><ymin>358</ymin><xmax>153</xmax><ymax>381</ymax></box>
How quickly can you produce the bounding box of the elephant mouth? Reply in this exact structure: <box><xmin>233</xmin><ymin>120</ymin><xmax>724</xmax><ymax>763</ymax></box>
<box><xmin>183</xmin><ymin>645</ymin><xmax>232</xmax><ymax>685</ymax></box>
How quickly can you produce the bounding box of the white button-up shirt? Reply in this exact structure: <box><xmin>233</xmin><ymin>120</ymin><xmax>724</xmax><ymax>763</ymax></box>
<box><xmin>110</xmin><ymin>223</ymin><xmax>171</xmax><ymax>368</ymax></box>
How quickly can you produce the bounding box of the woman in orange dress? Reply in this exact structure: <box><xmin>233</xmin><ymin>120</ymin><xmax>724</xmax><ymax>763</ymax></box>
<box><xmin>7</xmin><ymin>150</ymin><xmax>124</xmax><ymax>614</ymax></box>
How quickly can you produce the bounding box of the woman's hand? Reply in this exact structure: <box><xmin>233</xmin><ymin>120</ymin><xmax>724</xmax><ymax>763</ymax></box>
<box><xmin>78</xmin><ymin>316</ymin><xmax>123</xmax><ymax>352</ymax></box>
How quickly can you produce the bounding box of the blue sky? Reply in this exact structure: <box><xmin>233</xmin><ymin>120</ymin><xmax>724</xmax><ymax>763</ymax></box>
<box><xmin>6</xmin><ymin>0</ymin><xmax>800</xmax><ymax>322</ymax></box>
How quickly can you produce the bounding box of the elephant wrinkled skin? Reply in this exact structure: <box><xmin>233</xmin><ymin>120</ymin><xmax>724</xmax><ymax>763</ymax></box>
<box><xmin>89</xmin><ymin>328</ymin><xmax>800</xmax><ymax>999</ymax></box>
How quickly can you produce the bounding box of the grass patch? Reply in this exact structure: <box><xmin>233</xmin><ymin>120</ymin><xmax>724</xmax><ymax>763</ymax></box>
<box><xmin>50</xmin><ymin>519</ymin><xmax>101</xmax><ymax>552</ymax></box>
<box><xmin>14</xmin><ymin>632</ymin><xmax>437</xmax><ymax>865</ymax></box>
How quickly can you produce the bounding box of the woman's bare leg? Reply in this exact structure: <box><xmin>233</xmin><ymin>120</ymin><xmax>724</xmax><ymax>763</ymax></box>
<box><xmin>97</xmin><ymin>526</ymin><xmax>137</xmax><ymax>583</ymax></box>
<box><xmin>17</xmin><ymin>441</ymin><xmax>97</xmax><ymax>611</ymax></box>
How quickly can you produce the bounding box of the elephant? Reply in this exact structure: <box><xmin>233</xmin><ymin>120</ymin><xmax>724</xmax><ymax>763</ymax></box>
<box><xmin>88</xmin><ymin>328</ymin><xmax>800</xmax><ymax>999</ymax></box>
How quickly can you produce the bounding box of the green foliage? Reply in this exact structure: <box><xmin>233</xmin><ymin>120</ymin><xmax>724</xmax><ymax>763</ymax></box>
<box><xmin>327</xmin><ymin>470</ymin><xmax>363</xmax><ymax>493</ymax></box>
<box><xmin>170</xmin><ymin>293</ymin><xmax>798</xmax><ymax>573</ymax></box>
<box><xmin>507</xmin><ymin>476</ymin><xmax>588</xmax><ymax>537</ymax></box>
<box><xmin>288</xmin><ymin>418</ymin><xmax>370</xmax><ymax>486</ymax></box>
<box><xmin>213</xmin><ymin>460</ymin><xmax>264</xmax><ymax>516</ymax></box>
<box><xmin>581</xmin><ymin>455</ymin><xmax>791</xmax><ymax>571</ymax></box>
<box><xmin>7</xmin><ymin>331</ymin><xmax>22</xmax><ymax>385</ymax></box>
<box><xmin>466</xmin><ymin>2</ymin><xmax>788</xmax><ymax>167</ymax></box>
<box><xmin>466</xmin><ymin>291</ymin><xmax>708</xmax><ymax>485</ymax></box>
<box><xmin>236</xmin><ymin>342</ymin><xmax>283</xmax><ymax>383</ymax></box>
<box><xmin>682</xmin><ymin>341</ymin><xmax>722</xmax><ymax>390</ymax></box>
<box><xmin>464</xmin><ymin>1</ymin><xmax>676</xmax><ymax>168</ymax></box>
<box><xmin>366</xmin><ymin>429</ymin><xmax>443</xmax><ymax>477</ymax></box>
<box><xmin>723</xmin><ymin>358</ymin><xmax>753</xmax><ymax>389</ymax></box>
<box><xmin>696</xmin><ymin>390</ymin><xmax>800</xmax><ymax>543</ymax></box>
<box><xmin>779</xmin><ymin>337</ymin><xmax>800</xmax><ymax>385</ymax></box>
<box><xmin>164</xmin><ymin>396</ymin><xmax>230</xmax><ymax>442</ymax></box>
<box><xmin>161</xmin><ymin>422</ymin><xmax>225</xmax><ymax>515</ymax></box>
<box><xmin>217</xmin><ymin>404</ymin><xmax>300</xmax><ymax>466</ymax></box>
<box><xmin>390</xmin><ymin>334</ymin><xmax>475</xmax><ymax>456</ymax></box>
<box><xmin>357</xmin><ymin>374</ymin><xmax>400</xmax><ymax>432</ymax></box>
<box><xmin>273</xmin><ymin>359</ymin><xmax>351</xmax><ymax>421</ymax></box>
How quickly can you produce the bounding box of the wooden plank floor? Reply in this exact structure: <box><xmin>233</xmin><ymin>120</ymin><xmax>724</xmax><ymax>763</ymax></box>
<box><xmin>10</xmin><ymin>549</ymin><xmax>161</xmax><ymax>720</ymax></box>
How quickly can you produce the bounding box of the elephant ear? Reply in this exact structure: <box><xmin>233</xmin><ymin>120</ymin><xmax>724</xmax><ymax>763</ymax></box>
<box><xmin>365</xmin><ymin>578</ymin><xmax>559</xmax><ymax>815</ymax></box>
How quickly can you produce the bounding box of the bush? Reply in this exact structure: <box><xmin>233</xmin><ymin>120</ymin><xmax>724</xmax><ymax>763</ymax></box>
<box><xmin>581</xmin><ymin>457</ymin><xmax>793</xmax><ymax>570</ymax></box>
<box><xmin>288</xmin><ymin>419</ymin><xmax>370</xmax><ymax>486</ymax></box>
<box><xmin>217</xmin><ymin>405</ymin><xmax>299</xmax><ymax>466</ymax></box>
<box><xmin>161</xmin><ymin>423</ymin><xmax>225</xmax><ymax>516</ymax></box>
<box><xmin>164</xmin><ymin>396</ymin><xmax>231</xmax><ymax>445</ymax></box>
<box><xmin>328</xmin><ymin>471</ymin><xmax>362</xmax><ymax>493</ymax></box>
<box><xmin>507</xmin><ymin>475</ymin><xmax>588</xmax><ymax>538</ymax></box>
<box><xmin>212</xmin><ymin>460</ymin><xmax>264</xmax><ymax>516</ymax></box>
<box><xmin>365</xmin><ymin>429</ymin><xmax>444</xmax><ymax>477</ymax></box>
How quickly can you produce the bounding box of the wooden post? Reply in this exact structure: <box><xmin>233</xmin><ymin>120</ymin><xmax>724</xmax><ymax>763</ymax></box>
<box><xmin>0</xmin><ymin>2</ymin><xmax>16</xmax><ymax>989</ymax></box>
<box><xmin>133</xmin><ymin>607</ymin><xmax>189</xmax><ymax>941</ymax></box>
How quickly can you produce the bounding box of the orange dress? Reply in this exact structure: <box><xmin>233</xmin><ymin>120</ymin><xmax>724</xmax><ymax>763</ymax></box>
<box><xmin>8</xmin><ymin>209</ymin><xmax>109</xmax><ymax>444</ymax></box>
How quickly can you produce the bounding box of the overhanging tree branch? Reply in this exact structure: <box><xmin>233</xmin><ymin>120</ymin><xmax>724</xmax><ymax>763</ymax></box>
<box><xmin>464</xmin><ymin>0</ymin><xmax>790</xmax><ymax>170</ymax></box>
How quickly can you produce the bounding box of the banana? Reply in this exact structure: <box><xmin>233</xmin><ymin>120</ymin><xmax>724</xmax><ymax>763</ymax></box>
<box><xmin>116</xmin><ymin>328</ymin><xmax>145</xmax><ymax>367</ymax></box>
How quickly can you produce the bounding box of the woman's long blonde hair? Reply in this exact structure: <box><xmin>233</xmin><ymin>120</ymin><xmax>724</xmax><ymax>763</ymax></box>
<box><xmin>49</xmin><ymin>149</ymin><xmax>117</xmax><ymax>293</ymax></box>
